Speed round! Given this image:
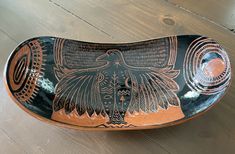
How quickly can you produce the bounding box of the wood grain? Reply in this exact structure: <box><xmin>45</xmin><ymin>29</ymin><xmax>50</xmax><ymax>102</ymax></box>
<box><xmin>168</xmin><ymin>0</ymin><xmax>235</xmax><ymax>30</ymax></box>
<box><xmin>0</xmin><ymin>0</ymin><xmax>235</xmax><ymax>153</ymax></box>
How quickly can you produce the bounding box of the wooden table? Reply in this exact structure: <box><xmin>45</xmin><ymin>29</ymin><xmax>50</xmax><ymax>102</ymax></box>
<box><xmin>0</xmin><ymin>0</ymin><xmax>234</xmax><ymax>153</ymax></box>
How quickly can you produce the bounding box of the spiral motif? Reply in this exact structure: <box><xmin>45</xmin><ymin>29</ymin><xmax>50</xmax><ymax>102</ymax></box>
<box><xmin>183</xmin><ymin>37</ymin><xmax>231</xmax><ymax>95</ymax></box>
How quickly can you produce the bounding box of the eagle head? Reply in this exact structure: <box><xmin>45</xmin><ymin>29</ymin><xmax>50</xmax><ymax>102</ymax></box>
<box><xmin>96</xmin><ymin>49</ymin><xmax>123</xmax><ymax>63</ymax></box>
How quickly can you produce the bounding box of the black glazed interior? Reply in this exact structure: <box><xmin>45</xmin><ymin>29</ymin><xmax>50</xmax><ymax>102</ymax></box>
<box><xmin>4</xmin><ymin>35</ymin><xmax>231</xmax><ymax>129</ymax></box>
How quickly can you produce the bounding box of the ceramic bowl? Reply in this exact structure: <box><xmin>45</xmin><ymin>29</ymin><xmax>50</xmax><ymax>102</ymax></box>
<box><xmin>4</xmin><ymin>35</ymin><xmax>232</xmax><ymax>130</ymax></box>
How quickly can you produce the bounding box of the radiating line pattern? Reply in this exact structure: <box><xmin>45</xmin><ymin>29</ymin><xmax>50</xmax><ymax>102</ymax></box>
<box><xmin>8</xmin><ymin>39</ymin><xmax>47</xmax><ymax>104</ymax></box>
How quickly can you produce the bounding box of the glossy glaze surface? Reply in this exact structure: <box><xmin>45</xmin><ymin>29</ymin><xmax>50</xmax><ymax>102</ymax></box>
<box><xmin>4</xmin><ymin>35</ymin><xmax>231</xmax><ymax>130</ymax></box>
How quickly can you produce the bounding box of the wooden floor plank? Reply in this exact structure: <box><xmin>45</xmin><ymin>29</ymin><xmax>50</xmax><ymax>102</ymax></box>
<box><xmin>0</xmin><ymin>128</ymin><xmax>27</xmax><ymax>154</ymax></box>
<box><xmin>168</xmin><ymin>0</ymin><xmax>235</xmax><ymax>30</ymax></box>
<box><xmin>52</xmin><ymin>0</ymin><xmax>235</xmax><ymax>42</ymax></box>
<box><xmin>0</xmin><ymin>0</ymin><xmax>113</xmax><ymax>43</ymax></box>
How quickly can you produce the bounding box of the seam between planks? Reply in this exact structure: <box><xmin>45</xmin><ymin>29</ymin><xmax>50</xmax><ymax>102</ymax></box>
<box><xmin>48</xmin><ymin>0</ymin><xmax>115</xmax><ymax>39</ymax></box>
<box><xmin>139</xmin><ymin>131</ymin><xmax>172</xmax><ymax>154</ymax></box>
<box><xmin>0</xmin><ymin>28</ymin><xmax>18</xmax><ymax>43</ymax></box>
<box><xmin>0</xmin><ymin>128</ymin><xmax>29</xmax><ymax>154</ymax></box>
<box><xmin>163</xmin><ymin>0</ymin><xmax>235</xmax><ymax>35</ymax></box>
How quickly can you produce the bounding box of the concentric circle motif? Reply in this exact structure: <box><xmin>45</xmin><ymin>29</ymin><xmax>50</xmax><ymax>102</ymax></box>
<box><xmin>8</xmin><ymin>40</ymin><xmax>46</xmax><ymax>104</ymax></box>
<box><xmin>183</xmin><ymin>37</ymin><xmax>231</xmax><ymax>95</ymax></box>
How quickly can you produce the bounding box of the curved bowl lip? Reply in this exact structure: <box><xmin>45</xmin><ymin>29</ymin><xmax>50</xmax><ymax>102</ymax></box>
<box><xmin>4</xmin><ymin>34</ymin><xmax>202</xmax><ymax>46</ymax></box>
<box><xmin>2</xmin><ymin>35</ymin><xmax>233</xmax><ymax>131</ymax></box>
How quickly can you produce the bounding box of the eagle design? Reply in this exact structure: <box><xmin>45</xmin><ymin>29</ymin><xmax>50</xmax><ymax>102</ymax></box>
<box><xmin>53</xmin><ymin>40</ymin><xmax>181</xmax><ymax>125</ymax></box>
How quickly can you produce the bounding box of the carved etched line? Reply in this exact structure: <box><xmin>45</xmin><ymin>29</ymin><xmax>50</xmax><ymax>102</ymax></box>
<box><xmin>195</xmin><ymin>42</ymin><xmax>230</xmax><ymax>87</ymax></box>
<box><xmin>54</xmin><ymin>38</ymin><xmax>64</xmax><ymax>66</ymax></box>
<box><xmin>54</xmin><ymin>38</ymin><xmax>66</xmax><ymax>81</ymax></box>
<box><xmin>13</xmin><ymin>39</ymin><xmax>47</xmax><ymax>104</ymax></box>
<box><xmin>183</xmin><ymin>37</ymin><xmax>231</xmax><ymax>95</ymax></box>
<box><xmin>13</xmin><ymin>56</ymin><xmax>27</xmax><ymax>83</ymax></box>
<box><xmin>169</xmin><ymin>36</ymin><xmax>177</xmax><ymax>65</ymax></box>
<box><xmin>52</xmin><ymin>37</ymin><xmax>183</xmax><ymax>127</ymax></box>
<box><xmin>123</xmin><ymin>38</ymin><xmax>170</xmax><ymax>68</ymax></box>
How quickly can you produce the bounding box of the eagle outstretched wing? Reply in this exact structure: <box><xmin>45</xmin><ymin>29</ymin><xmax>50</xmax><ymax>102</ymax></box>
<box><xmin>53</xmin><ymin>67</ymin><xmax>105</xmax><ymax>116</ymax></box>
<box><xmin>53</xmin><ymin>37</ymin><xmax>180</xmax><ymax>118</ymax></box>
<box><xmin>127</xmin><ymin>65</ymin><xmax>180</xmax><ymax>113</ymax></box>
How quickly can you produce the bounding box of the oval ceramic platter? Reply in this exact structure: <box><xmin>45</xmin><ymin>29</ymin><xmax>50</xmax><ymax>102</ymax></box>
<box><xmin>4</xmin><ymin>35</ymin><xmax>232</xmax><ymax>130</ymax></box>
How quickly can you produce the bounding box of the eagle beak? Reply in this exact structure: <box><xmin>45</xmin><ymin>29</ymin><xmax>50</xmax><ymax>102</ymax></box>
<box><xmin>96</xmin><ymin>53</ymin><xmax>108</xmax><ymax>61</ymax></box>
